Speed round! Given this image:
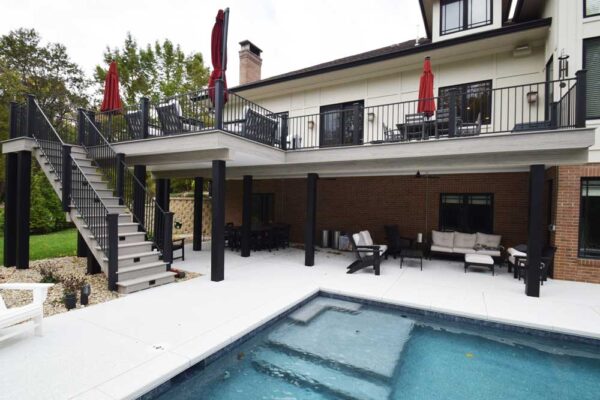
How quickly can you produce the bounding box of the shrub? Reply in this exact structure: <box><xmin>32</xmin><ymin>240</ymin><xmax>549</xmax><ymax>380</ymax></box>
<box><xmin>62</xmin><ymin>275</ymin><xmax>85</xmax><ymax>295</ymax></box>
<box><xmin>30</xmin><ymin>168</ymin><xmax>71</xmax><ymax>234</ymax></box>
<box><xmin>38</xmin><ymin>262</ymin><xmax>60</xmax><ymax>283</ymax></box>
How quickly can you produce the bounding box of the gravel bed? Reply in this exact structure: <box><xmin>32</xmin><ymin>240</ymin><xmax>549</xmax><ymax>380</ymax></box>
<box><xmin>1</xmin><ymin>257</ymin><xmax>200</xmax><ymax>316</ymax></box>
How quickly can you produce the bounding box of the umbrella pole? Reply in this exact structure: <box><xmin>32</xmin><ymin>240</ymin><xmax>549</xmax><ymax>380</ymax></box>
<box><xmin>222</xmin><ymin>8</ymin><xmax>229</xmax><ymax>71</ymax></box>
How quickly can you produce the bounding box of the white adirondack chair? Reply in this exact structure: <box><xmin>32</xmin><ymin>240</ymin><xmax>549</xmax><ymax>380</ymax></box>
<box><xmin>0</xmin><ymin>283</ymin><xmax>53</xmax><ymax>342</ymax></box>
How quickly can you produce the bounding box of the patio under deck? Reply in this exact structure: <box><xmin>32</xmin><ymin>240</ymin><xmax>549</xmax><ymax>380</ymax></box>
<box><xmin>2</xmin><ymin>244</ymin><xmax>600</xmax><ymax>400</ymax></box>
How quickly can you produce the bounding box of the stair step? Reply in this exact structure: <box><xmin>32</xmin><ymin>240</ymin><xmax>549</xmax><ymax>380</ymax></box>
<box><xmin>116</xmin><ymin>271</ymin><xmax>176</xmax><ymax>294</ymax></box>
<box><xmin>96</xmin><ymin>241</ymin><xmax>153</xmax><ymax>256</ymax></box>
<box><xmin>91</xmin><ymin>231</ymin><xmax>146</xmax><ymax>243</ymax></box>
<box><xmin>75</xmin><ymin>213</ymin><xmax>132</xmax><ymax>224</ymax></box>
<box><xmin>252</xmin><ymin>348</ymin><xmax>390</xmax><ymax>400</ymax></box>
<box><xmin>117</xmin><ymin>261</ymin><xmax>168</xmax><ymax>281</ymax></box>
<box><xmin>77</xmin><ymin>205</ymin><xmax>128</xmax><ymax>214</ymax></box>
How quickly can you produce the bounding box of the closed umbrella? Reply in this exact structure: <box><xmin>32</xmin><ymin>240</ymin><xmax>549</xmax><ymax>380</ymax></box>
<box><xmin>209</xmin><ymin>8</ymin><xmax>229</xmax><ymax>106</ymax></box>
<box><xmin>417</xmin><ymin>56</ymin><xmax>435</xmax><ymax>118</ymax></box>
<box><xmin>100</xmin><ymin>61</ymin><xmax>122</xmax><ymax>112</ymax></box>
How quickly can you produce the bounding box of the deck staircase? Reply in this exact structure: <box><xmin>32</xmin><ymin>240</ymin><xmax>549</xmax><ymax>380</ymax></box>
<box><xmin>28</xmin><ymin>101</ymin><xmax>175</xmax><ymax>294</ymax></box>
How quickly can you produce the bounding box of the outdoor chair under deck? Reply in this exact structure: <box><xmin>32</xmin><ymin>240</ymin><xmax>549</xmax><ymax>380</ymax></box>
<box><xmin>384</xmin><ymin>224</ymin><xmax>413</xmax><ymax>259</ymax></box>
<box><xmin>155</xmin><ymin>102</ymin><xmax>204</xmax><ymax>135</ymax></box>
<box><xmin>511</xmin><ymin>246</ymin><xmax>556</xmax><ymax>284</ymax></box>
<box><xmin>347</xmin><ymin>231</ymin><xmax>387</xmax><ymax>275</ymax></box>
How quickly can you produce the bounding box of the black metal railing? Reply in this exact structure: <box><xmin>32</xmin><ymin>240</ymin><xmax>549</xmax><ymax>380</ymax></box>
<box><xmin>285</xmin><ymin>76</ymin><xmax>584</xmax><ymax>150</ymax></box>
<box><xmin>29</xmin><ymin>99</ymin><xmax>66</xmax><ymax>185</ymax></box>
<box><xmin>80</xmin><ymin>111</ymin><xmax>173</xmax><ymax>261</ymax></box>
<box><xmin>9</xmin><ymin>102</ymin><xmax>27</xmax><ymax>139</ymax></box>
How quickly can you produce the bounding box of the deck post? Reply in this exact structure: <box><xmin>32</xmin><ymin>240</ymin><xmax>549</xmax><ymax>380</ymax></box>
<box><xmin>133</xmin><ymin>165</ymin><xmax>146</xmax><ymax>226</ymax></box>
<box><xmin>154</xmin><ymin>178</ymin><xmax>170</xmax><ymax>249</ymax></box>
<box><xmin>77</xmin><ymin>108</ymin><xmax>86</xmax><ymax>145</ymax></box>
<box><xmin>116</xmin><ymin>153</ymin><xmax>125</xmax><ymax>205</ymax></box>
<box><xmin>77</xmin><ymin>232</ymin><xmax>87</xmax><ymax>257</ymax></box>
<box><xmin>86</xmin><ymin>252</ymin><xmax>101</xmax><ymax>275</ymax></box>
<box><xmin>107</xmin><ymin>213</ymin><xmax>119</xmax><ymax>291</ymax></box>
<box><xmin>305</xmin><ymin>173</ymin><xmax>318</xmax><ymax>266</ymax></box>
<box><xmin>162</xmin><ymin>212</ymin><xmax>174</xmax><ymax>269</ymax></box>
<box><xmin>140</xmin><ymin>97</ymin><xmax>150</xmax><ymax>139</ymax></box>
<box><xmin>9</xmin><ymin>102</ymin><xmax>19</xmax><ymax>139</ymax></box>
<box><xmin>241</xmin><ymin>175</ymin><xmax>253</xmax><ymax>257</ymax></box>
<box><xmin>4</xmin><ymin>153</ymin><xmax>18</xmax><ymax>267</ymax></box>
<box><xmin>575</xmin><ymin>70</ymin><xmax>587</xmax><ymax>128</ymax></box>
<box><xmin>16</xmin><ymin>151</ymin><xmax>32</xmax><ymax>269</ymax></box>
<box><xmin>61</xmin><ymin>145</ymin><xmax>72</xmax><ymax>211</ymax></box>
<box><xmin>215</xmin><ymin>79</ymin><xmax>224</xmax><ymax>130</ymax></box>
<box><xmin>280</xmin><ymin>114</ymin><xmax>288</xmax><ymax>150</ymax></box>
<box><xmin>211</xmin><ymin>160</ymin><xmax>226</xmax><ymax>281</ymax></box>
<box><xmin>448</xmin><ymin>89</ymin><xmax>457</xmax><ymax>137</ymax></box>
<box><xmin>193</xmin><ymin>177</ymin><xmax>204</xmax><ymax>251</ymax></box>
<box><xmin>526</xmin><ymin>164</ymin><xmax>545</xmax><ymax>297</ymax></box>
<box><xmin>352</xmin><ymin>103</ymin><xmax>361</xmax><ymax>145</ymax></box>
<box><xmin>25</xmin><ymin>94</ymin><xmax>35</xmax><ymax>137</ymax></box>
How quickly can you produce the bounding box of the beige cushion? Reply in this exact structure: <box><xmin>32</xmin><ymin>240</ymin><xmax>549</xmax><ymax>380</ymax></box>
<box><xmin>430</xmin><ymin>244</ymin><xmax>453</xmax><ymax>253</ymax></box>
<box><xmin>465</xmin><ymin>253</ymin><xmax>494</xmax><ymax>265</ymax></box>
<box><xmin>476</xmin><ymin>232</ymin><xmax>501</xmax><ymax>248</ymax></box>
<box><xmin>453</xmin><ymin>247</ymin><xmax>477</xmax><ymax>255</ymax></box>
<box><xmin>432</xmin><ymin>230</ymin><xmax>454</xmax><ymax>248</ymax></box>
<box><xmin>454</xmin><ymin>232</ymin><xmax>477</xmax><ymax>249</ymax></box>
<box><xmin>507</xmin><ymin>247</ymin><xmax>526</xmax><ymax>264</ymax></box>
<box><xmin>476</xmin><ymin>248</ymin><xmax>501</xmax><ymax>257</ymax></box>
<box><xmin>360</xmin><ymin>231</ymin><xmax>374</xmax><ymax>246</ymax></box>
<box><xmin>353</xmin><ymin>233</ymin><xmax>366</xmax><ymax>247</ymax></box>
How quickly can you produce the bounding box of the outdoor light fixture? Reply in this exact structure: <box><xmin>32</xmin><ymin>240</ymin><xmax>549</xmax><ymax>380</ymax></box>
<box><xmin>368</xmin><ymin>112</ymin><xmax>375</xmax><ymax>122</ymax></box>
<box><xmin>80</xmin><ymin>284</ymin><xmax>91</xmax><ymax>306</ymax></box>
<box><xmin>527</xmin><ymin>91</ymin><xmax>538</xmax><ymax>104</ymax></box>
<box><xmin>559</xmin><ymin>50</ymin><xmax>569</xmax><ymax>80</ymax></box>
<box><xmin>308</xmin><ymin>120</ymin><xmax>315</xmax><ymax>130</ymax></box>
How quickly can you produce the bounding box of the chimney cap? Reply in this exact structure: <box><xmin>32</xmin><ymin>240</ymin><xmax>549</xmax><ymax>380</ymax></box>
<box><xmin>239</xmin><ymin>40</ymin><xmax>262</xmax><ymax>57</ymax></box>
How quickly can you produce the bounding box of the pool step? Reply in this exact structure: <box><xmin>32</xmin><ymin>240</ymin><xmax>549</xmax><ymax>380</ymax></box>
<box><xmin>252</xmin><ymin>347</ymin><xmax>390</xmax><ymax>400</ymax></box>
<box><xmin>289</xmin><ymin>297</ymin><xmax>362</xmax><ymax>324</ymax></box>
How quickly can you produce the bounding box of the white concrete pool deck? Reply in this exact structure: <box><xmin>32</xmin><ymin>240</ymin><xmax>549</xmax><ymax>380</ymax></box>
<box><xmin>2</xmin><ymin>244</ymin><xmax>600</xmax><ymax>400</ymax></box>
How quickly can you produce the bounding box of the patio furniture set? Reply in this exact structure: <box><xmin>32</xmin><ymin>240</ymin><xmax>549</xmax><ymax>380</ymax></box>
<box><xmin>346</xmin><ymin>225</ymin><xmax>555</xmax><ymax>280</ymax></box>
<box><xmin>225</xmin><ymin>223</ymin><xmax>291</xmax><ymax>252</ymax></box>
<box><xmin>382</xmin><ymin>109</ymin><xmax>482</xmax><ymax>142</ymax></box>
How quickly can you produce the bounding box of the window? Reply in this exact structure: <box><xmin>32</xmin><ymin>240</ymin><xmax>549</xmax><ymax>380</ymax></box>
<box><xmin>440</xmin><ymin>193</ymin><xmax>494</xmax><ymax>233</ymax></box>
<box><xmin>579</xmin><ymin>179</ymin><xmax>600</xmax><ymax>258</ymax></box>
<box><xmin>440</xmin><ymin>0</ymin><xmax>492</xmax><ymax>35</ymax></box>
<box><xmin>252</xmin><ymin>193</ymin><xmax>275</xmax><ymax>225</ymax></box>
<box><xmin>319</xmin><ymin>101</ymin><xmax>364</xmax><ymax>147</ymax></box>
<box><xmin>583</xmin><ymin>37</ymin><xmax>600</xmax><ymax>119</ymax></box>
<box><xmin>585</xmin><ymin>0</ymin><xmax>600</xmax><ymax>17</ymax></box>
<box><xmin>438</xmin><ymin>80</ymin><xmax>492</xmax><ymax>124</ymax></box>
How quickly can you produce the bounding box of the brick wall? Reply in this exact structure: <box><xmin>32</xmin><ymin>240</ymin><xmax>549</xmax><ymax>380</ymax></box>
<box><xmin>224</xmin><ymin>172</ymin><xmax>531</xmax><ymax>251</ymax></box>
<box><xmin>551</xmin><ymin>164</ymin><xmax>600</xmax><ymax>283</ymax></box>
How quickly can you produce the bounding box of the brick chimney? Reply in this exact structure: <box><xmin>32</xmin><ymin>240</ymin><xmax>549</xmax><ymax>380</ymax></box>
<box><xmin>239</xmin><ymin>40</ymin><xmax>262</xmax><ymax>84</ymax></box>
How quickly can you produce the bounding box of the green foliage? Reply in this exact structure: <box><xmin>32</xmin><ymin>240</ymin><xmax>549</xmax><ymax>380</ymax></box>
<box><xmin>95</xmin><ymin>33</ymin><xmax>210</xmax><ymax>104</ymax></box>
<box><xmin>29</xmin><ymin>166</ymin><xmax>71</xmax><ymax>234</ymax></box>
<box><xmin>0</xmin><ymin>228</ymin><xmax>77</xmax><ymax>264</ymax></box>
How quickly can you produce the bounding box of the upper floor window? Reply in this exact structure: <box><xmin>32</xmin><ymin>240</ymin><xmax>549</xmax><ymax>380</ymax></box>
<box><xmin>441</xmin><ymin>0</ymin><xmax>492</xmax><ymax>36</ymax></box>
<box><xmin>438</xmin><ymin>80</ymin><xmax>492</xmax><ymax>124</ymax></box>
<box><xmin>585</xmin><ymin>0</ymin><xmax>600</xmax><ymax>17</ymax></box>
<box><xmin>579</xmin><ymin>179</ymin><xmax>600</xmax><ymax>259</ymax></box>
<box><xmin>583</xmin><ymin>37</ymin><xmax>600</xmax><ymax>119</ymax></box>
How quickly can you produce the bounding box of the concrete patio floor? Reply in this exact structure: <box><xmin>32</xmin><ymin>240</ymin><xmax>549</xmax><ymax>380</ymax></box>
<box><xmin>2</xmin><ymin>243</ymin><xmax>600</xmax><ymax>400</ymax></box>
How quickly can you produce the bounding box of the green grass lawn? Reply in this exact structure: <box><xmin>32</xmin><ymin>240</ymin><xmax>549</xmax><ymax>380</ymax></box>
<box><xmin>0</xmin><ymin>228</ymin><xmax>78</xmax><ymax>264</ymax></box>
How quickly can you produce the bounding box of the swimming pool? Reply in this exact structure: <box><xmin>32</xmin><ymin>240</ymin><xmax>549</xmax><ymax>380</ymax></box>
<box><xmin>147</xmin><ymin>295</ymin><xmax>600</xmax><ymax>400</ymax></box>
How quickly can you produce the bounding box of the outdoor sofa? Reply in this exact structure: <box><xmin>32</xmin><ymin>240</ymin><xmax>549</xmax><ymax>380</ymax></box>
<box><xmin>429</xmin><ymin>230</ymin><xmax>503</xmax><ymax>260</ymax></box>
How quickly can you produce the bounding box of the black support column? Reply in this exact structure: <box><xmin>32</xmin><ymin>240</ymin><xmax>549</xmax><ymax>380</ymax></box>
<box><xmin>77</xmin><ymin>232</ymin><xmax>87</xmax><ymax>257</ymax></box>
<box><xmin>16</xmin><ymin>151</ymin><xmax>32</xmax><ymax>269</ymax></box>
<box><xmin>211</xmin><ymin>160</ymin><xmax>226</xmax><ymax>282</ymax></box>
<box><xmin>526</xmin><ymin>164</ymin><xmax>545</xmax><ymax>297</ymax></box>
<box><xmin>193</xmin><ymin>177</ymin><xmax>204</xmax><ymax>251</ymax></box>
<box><xmin>241</xmin><ymin>175</ymin><xmax>253</xmax><ymax>257</ymax></box>
<box><xmin>305</xmin><ymin>173</ymin><xmax>318</xmax><ymax>266</ymax></box>
<box><xmin>154</xmin><ymin>178</ymin><xmax>171</xmax><ymax>249</ymax></box>
<box><xmin>3</xmin><ymin>153</ymin><xmax>18</xmax><ymax>267</ymax></box>
<box><xmin>133</xmin><ymin>165</ymin><xmax>146</xmax><ymax>226</ymax></box>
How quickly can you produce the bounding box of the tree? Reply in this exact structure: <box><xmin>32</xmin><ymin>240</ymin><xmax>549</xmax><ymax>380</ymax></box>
<box><xmin>0</xmin><ymin>28</ymin><xmax>90</xmax><ymax>231</ymax></box>
<box><xmin>95</xmin><ymin>33</ymin><xmax>209</xmax><ymax>104</ymax></box>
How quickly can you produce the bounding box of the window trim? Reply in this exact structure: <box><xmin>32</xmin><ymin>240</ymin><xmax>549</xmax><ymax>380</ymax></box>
<box><xmin>438</xmin><ymin>192</ymin><xmax>495</xmax><ymax>234</ymax></box>
<box><xmin>583</xmin><ymin>37</ymin><xmax>600</xmax><ymax>120</ymax></box>
<box><xmin>584</xmin><ymin>0</ymin><xmax>600</xmax><ymax>18</ymax></box>
<box><xmin>438</xmin><ymin>79</ymin><xmax>493</xmax><ymax>124</ymax></box>
<box><xmin>440</xmin><ymin>0</ymin><xmax>494</xmax><ymax>36</ymax></box>
<box><xmin>578</xmin><ymin>178</ymin><xmax>600</xmax><ymax>259</ymax></box>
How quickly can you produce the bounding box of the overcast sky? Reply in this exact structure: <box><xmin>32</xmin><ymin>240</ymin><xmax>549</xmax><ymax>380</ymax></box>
<box><xmin>1</xmin><ymin>0</ymin><xmax>426</xmax><ymax>87</ymax></box>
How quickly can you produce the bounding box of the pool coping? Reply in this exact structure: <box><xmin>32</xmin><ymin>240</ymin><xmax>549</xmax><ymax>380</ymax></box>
<box><xmin>137</xmin><ymin>289</ymin><xmax>600</xmax><ymax>400</ymax></box>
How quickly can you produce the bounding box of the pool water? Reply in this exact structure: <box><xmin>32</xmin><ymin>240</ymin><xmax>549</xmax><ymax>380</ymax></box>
<box><xmin>151</xmin><ymin>296</ymin><xmax>600</xmax><ymax>400</ymax></box>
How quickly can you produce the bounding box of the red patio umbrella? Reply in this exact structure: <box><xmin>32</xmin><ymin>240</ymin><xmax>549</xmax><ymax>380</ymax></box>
<box><xmin>209</xmin><ymin>9</ymin><xmax>229</xmax><ymax>106</ymax></box>
<box><xmin>417</xmin><ymin>57</ymin><xmax>435</xmax><ymax>118</ymax></box>
<box><xmin>100</xmin><ymin>61</ymin><xmax>123</xmax><ymax>112</ymax></box>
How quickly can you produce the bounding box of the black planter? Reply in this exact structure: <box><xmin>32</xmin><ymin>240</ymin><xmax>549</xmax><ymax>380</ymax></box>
<box><xmin>64</xmin><ymin>293</ymin><xmax>77</xmax><ymax>310</ymax></box>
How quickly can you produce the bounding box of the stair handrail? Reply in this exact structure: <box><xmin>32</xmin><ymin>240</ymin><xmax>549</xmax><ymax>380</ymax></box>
<box><xmin>80</xmin><ymin>111</ymin><xmax>172</xmax><ymax>260</ymax></box>
<box><xmin>29</xmin><ymin>99</ymin><xmax>67</xmax><ymax>182</ymax></box>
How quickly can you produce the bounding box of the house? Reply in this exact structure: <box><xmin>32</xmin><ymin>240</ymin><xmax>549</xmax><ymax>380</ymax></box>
<box><xmin>2</xmin><ymin>0</ymin><xmax>600</xmax><ymax>296</ymax></box>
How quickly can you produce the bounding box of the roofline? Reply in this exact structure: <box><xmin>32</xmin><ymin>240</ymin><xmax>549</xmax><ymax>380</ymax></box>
<box><xmin>230</xmin><ymin>18</ymin><xmax>551</xmax><ymax>93</ymax></box>
<box><xmin>419</xmin><ymin>0</ymin><xmax>432</xmax><ymax>39</ymax></box>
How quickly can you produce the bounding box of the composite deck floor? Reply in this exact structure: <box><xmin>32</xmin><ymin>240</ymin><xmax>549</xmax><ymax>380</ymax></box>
<box><xmin>1</xmin><ymin>244</ymin><xmax>600</xmax><ymax>400</ymax></box>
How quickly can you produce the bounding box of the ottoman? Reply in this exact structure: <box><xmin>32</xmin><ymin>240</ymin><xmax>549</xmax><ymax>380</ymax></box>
<box><xmin>464</xmin><ymin>254</ymin><xmax>495</xmax><ymax>275</ymax></box>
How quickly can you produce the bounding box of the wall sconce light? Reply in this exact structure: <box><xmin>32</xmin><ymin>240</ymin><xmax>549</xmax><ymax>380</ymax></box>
<box><xmin>559</xmin><ymin>49</ymin><xmax>569</xmax><ymax>80</ymax></box>
<box><xmin>368</xmin><ymin>112</ymin><xmax>375</xmax><ymax>122</ymax></box>
<box><xmin>527</xmin><ymin>91</ymin><xmax>538</xmax><ymax>104</ymax></box>
<box><xmin>308</xmin><ymin>120</ymin><xmax>315</xmax><ymax>130</ymax></box>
